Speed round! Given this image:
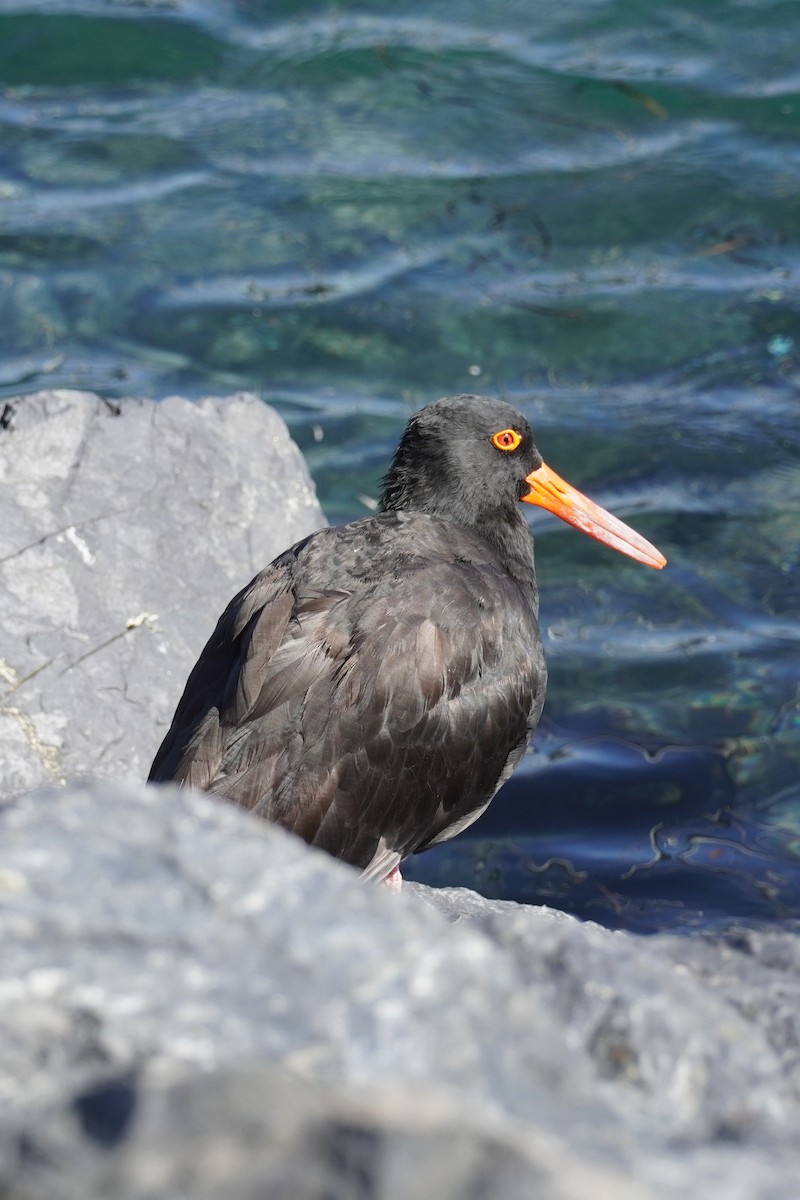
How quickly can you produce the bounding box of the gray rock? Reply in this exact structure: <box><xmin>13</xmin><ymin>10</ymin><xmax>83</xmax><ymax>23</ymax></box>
<box><xmin>0</xmin><ymin>783</ymin><xmax>642</xmax><ymax>1200</ymax></box>
<box><xmin>18</xmin><ymin>1062</ymin><xmax>604</xmax><ymax>1200</ymax></box>
<box><xmin>0</xmin><ymin>390</ymin><xmax>323</xmax><ymax>795</ymax></box>
<box><xmin>413</xmin><ymin>884</ymin><xmax>800</xmax><ymax>1143</ymax></box>
<box><xmin>1</xmin><ymin>783</ymin><xmax>800</xmax><ymax>1200</ymax></box>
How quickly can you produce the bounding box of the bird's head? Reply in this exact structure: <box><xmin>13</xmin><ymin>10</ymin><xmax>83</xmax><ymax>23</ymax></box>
<box><xmin>380</xmin><ymin>394</ymin><xmax>665</xmax><ymax>570</ymax></box>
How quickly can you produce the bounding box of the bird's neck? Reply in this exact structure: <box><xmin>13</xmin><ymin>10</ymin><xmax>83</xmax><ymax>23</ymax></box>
<box><xmin>380</xmin><ymin>474</ymin><xmax>538</xmax><ymax>600</ymax></box>
<box><xmin>472</xmin><ymin>505</ymin><xmax>539</xmax><ymax>598</ymax></box>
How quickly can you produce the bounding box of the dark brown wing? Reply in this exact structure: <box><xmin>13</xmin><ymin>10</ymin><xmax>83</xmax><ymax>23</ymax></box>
<box><xmin>149</xmin><ymin>517</ymin><xmax>545</xmax><ymax>876</ymax></box>
<box><xmin>148</xmin><ymin>564</ymin><xmax>296</xmax><ymax>786</ymax></box>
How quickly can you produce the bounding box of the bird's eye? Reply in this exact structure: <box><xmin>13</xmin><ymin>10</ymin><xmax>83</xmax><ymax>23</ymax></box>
<box><xmin>490</xmin><ymin>428</ymin><xmax>522</xmax><ymax>452</ymax></box>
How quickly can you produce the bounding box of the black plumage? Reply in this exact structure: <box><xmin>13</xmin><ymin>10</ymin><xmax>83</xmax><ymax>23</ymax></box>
<box><xmin>149</xmin><ymin>394</ymin><xmax>664</xmax><ymax>884</ymax></box>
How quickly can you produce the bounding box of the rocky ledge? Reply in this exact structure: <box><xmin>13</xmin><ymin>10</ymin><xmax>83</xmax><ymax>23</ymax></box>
<box><xmin>1</xmin><ymin>782</ymin><xmax>800</xmax><ymax>1200</ymax></box>
<box><xmin>0</xmin><ymin>390</ymin><xmax>323</xmax><ymax>796</ymax></box>
<box><xmin>1</xmin><ymin>393</ymin><xmax>799</xmax><ymax>1199</ymax></box>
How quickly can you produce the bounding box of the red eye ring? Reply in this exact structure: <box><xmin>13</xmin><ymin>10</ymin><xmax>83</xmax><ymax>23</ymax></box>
<box><xmin>491</xmin><ymin>428</ymin><xmax>522</xmax><ymax>452</ymax></box>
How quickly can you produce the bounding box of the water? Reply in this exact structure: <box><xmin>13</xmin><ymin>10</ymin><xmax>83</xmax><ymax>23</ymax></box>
<box><xmin>2</xmin><ymin>0</ymin><xmax>798</xmax><ymax>932</ymax></box>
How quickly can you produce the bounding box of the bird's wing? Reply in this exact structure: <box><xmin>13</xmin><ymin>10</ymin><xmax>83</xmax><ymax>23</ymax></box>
<box><xmin>150</xmin><ymin>535</ymin><xmax>544</xmax><ymax>876</ymax></box>
<box><xmin>298</xmin><ymin>560</ymin><xmax>544</xmax><ymax>875</ymax></box>
<box><xmin>148</xmin><ymin>563</ymin><xmax>296</xmax><ymax>786</ymax></box>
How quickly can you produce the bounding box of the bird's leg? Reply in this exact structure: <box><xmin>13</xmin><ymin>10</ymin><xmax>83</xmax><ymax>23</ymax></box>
<box><xmin>382</xmin><ymin>865</ymin><xmax>403</xmax><ymax>892</ymax></box>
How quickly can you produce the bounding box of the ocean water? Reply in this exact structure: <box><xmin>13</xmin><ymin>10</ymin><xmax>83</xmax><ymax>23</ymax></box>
<box><xmin>2</xmin><ymin>0</ymin><xmax>799</xmax><ymax>931</ymax></box>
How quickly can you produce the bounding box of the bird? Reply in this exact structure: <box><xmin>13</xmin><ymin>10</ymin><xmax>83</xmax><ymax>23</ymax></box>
<box><xmin>148</xmin><ymin>394</ymin><xmax>665</xmax><ymax>888</ymax></box>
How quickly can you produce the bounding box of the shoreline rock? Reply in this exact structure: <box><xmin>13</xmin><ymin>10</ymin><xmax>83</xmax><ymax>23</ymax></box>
<box><xmin>1</xmin><ymin>782</ymin><xmax>799</xmax><ymax>1199</ymax></box>
<box><xmin>0</xmin><ymin>390</ymin><xmax>323</xmax><ymax>795</ymax></box>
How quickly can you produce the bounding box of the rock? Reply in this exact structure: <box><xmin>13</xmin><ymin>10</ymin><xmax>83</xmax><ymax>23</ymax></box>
<box><xmin>414</xmin><ymin>886</ymin><xmax>800</xmax><ymax>1143</ymax></box>
<box><xmin>1</xmin><ymin>782</ymin><xmax>800</xmax><ymax>1199</ymax></box>
<box><xmin>0</xmin><ymin>390</ymin><xmax>323</xmax><ymax>796</ymax></box>
<box><xmin>0</xmin><ymin>783</ymin><xmax>636</xmax><ymax>1200</ymax></box>
<box><xmin>38</xmin><ymin>1062</ymin><xmax>608</xmax><ymax>1200</ymax></box>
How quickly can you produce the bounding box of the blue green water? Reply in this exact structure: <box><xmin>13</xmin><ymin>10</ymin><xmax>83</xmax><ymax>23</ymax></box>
<box><xmin>2</xmin><ymin>1</ymin><xmax>799</xmax><ymax>931</ymax></box>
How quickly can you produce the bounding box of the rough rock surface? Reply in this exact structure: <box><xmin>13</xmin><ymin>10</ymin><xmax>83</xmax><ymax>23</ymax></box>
<box><xmin>0</xmin><ymin>390</ymin><xmax>323</xmax><ymax>796</ymax></box>
<box><xmin>1</xmin><ymin>783</ymin><xmax>800</xmax><ymax>1200</ymax></box>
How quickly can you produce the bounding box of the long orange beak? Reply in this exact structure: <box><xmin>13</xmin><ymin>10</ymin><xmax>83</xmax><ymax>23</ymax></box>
<box><xmin>522</xmin><ymin>462</ymin><xmax>666</xmax><ymax>569</ymax></box>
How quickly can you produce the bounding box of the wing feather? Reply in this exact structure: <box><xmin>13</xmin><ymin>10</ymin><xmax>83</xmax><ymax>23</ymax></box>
<box><xmin>150</xmin><ymin>516</ymin><xmax>545</xmax><ymax>876</ymax></box>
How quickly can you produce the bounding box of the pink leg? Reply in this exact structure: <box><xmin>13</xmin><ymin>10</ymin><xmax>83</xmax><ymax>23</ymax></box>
<box><xmin>382</xmin><ymin>865</ymin><xmax>403</xmax><ymax>892</ymax></box>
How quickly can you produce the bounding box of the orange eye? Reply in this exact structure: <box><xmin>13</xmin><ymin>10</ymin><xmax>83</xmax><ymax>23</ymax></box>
<box><xmin>490</xmin><ymin>428</ymin><xmax>522</xmax><ymax>452</ymax></box>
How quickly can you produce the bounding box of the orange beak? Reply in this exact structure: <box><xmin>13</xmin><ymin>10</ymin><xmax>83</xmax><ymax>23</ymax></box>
<box><xmin>522</xmin><ymin>462</ymin><xmax>666</xmax><ymax>569</ymax></box>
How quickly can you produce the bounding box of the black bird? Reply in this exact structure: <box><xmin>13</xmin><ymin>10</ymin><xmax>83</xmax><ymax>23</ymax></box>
<box><xmin>149</xmin><ymin>395</ymin><xmax>665</xmax><ymax>887</ymax></box>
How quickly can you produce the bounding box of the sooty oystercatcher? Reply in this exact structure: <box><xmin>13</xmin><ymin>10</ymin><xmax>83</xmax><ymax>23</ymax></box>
<box><xmin>148</xmin><ymin>395</ymin><xmax>665</xmax><ymax>887</ymax></box>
